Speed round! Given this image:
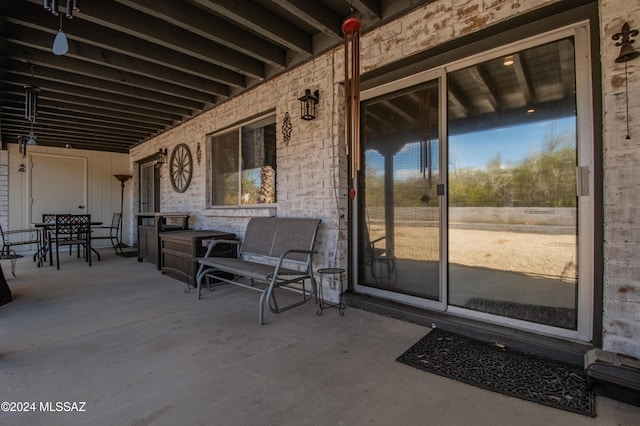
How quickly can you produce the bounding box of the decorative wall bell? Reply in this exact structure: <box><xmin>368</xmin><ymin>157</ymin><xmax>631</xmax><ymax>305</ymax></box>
<box><xmin>612</xmin><ymin>22</ymin><xmax>639</xmax><ymax>139</ymax></box>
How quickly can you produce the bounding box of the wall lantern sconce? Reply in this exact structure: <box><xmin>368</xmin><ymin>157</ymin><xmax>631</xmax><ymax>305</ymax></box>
<box><xmin>156</xmin><ymin>148</ymin><xmax>168</xmax><ymax>165</ymax></box>
<box><xmin>613</xmin><ymin>22</ymin><xmax>639</xmax><ymax>139</ymax></box>
<box><xmin>298</xmin><ymin>89</ymin><xmax>319</xmax><ymax>121</ymax></box>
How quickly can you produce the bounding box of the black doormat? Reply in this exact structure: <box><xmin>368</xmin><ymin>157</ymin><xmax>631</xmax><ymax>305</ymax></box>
<box><xmin>397</xmin><ymin>329</ymin><xmax>595</xmax><ymax>417</ymax></box>
<box><xmin>465</xmin><ymin>297</ymin><xmax>576</xmax><ymax>329</ymax></box>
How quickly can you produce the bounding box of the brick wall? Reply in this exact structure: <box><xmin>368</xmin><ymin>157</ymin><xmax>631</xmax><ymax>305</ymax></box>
<box><xmin>601</xmin><ymin>0</ymin><xmax>640</xmax><ymax>357</ymax></box>
<box><xmin>130</xmin><ymin>53</ymin><xmax>349</xmax><ymax>299</ymax></box>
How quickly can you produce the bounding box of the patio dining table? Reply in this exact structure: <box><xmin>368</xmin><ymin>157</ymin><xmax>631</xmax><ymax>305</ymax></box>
<box><xmin>32</xmin><ymin>220</ymin><xmax>103</xmax><ymax>267</ymax></box>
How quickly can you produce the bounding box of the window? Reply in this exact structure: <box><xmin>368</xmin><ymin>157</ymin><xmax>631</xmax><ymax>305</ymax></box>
<box><xmin>210</xmin><ymin>114</ymin><xmax>276</xmax><ymax>206</ymax></box>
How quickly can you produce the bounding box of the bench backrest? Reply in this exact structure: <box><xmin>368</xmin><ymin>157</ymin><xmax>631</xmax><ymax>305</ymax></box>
<box><xmin>240</xmin><ymin>217</ymin><xmax>321</xmax><ymax>263</ymax></box>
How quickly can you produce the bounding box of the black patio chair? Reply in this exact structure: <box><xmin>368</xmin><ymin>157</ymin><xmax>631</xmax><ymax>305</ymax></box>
<box><xmin>0</xmin><ymin>224</ymin><xmax>41</xmax><ymax>277</ymax></box>
<box><xmin>91</xmin><ymin>213</ymin><xmax>122</xmax><ymax>255</ymax></box>
<box><xmin>48</xmin><ymin>214</ymin><xmax>92</xmax><ymax>270</ymax></box>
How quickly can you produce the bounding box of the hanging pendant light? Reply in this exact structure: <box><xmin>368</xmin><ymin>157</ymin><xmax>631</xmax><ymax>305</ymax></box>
<box><xmin>52</xmin><ymin>12</ymin><xmax>68</xmax><ymax>55</ymax></box>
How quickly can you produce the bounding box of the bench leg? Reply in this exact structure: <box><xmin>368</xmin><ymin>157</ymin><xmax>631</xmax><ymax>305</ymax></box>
<box><xmin>195</xmin><ymin>263</ymin><xmax>206</xmax><ymax>299</ymax></box>
<box><xmin>258</xmin><ymin>288</ymin><xmax>268</xmax><ymax>325</ymax></box>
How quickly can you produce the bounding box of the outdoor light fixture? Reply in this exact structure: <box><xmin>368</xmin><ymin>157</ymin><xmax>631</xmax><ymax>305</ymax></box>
<box><xmin>298</xmin><ymin>89</ymin><xmax>319</xmax><ymax>121</ymax></box>
<box><xmin>113</xmin><ymin>174</ymin><xmax>132</xmax><ymax>248</ymax></box>
<box><xmin>157</xmin><ymin>148</ymin><xmax>168</xmax><ymax>165</ymax></box>
<box><xmin>503</xmin><ymin>55</ymin><xmax>514</xmax><ymax>66</ymax></box>
<box><xmin>613</xmin><ymin>22</ymin><xmax>639</xmax><ymax>139</ymax></box>
<box><xmin>45</xmin><ymin>1</ymin><xmax>79</xmax><ymax>55</ymax></box>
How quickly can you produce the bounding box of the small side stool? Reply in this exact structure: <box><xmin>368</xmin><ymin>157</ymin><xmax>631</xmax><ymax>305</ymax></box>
<box><xmin>316</xmin><ymin>267</ymin><xmax>345</xmax><ymax>316</ymax></box>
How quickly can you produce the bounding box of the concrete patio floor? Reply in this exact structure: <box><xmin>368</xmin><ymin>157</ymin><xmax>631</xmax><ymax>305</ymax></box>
<box><xmin>1</xmin><ymin>250</ymin><xmax>639</xmax><ymax>426</ymax></box>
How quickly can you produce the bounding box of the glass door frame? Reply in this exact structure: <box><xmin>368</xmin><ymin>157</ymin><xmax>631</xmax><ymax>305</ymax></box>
<box><xmin>139</xmin><ymin>160</ymin><xmax>160</xmax><ymax>214</ymax></box>
<box><xmin>443</xmin><ymin>22</ymin><xmax>594</xmax><ymax>342</ymax></box>
<box><xmin>353</xmin><ymin>68</ymin><xmax>448</xmax><ymax>313</ymax></box>
<box><xmin>352</xmin><ymin>22</ymin><xmax>594</xmax><ymax>342</ymax></box>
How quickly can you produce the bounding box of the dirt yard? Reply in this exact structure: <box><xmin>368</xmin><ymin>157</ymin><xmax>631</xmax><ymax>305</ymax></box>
<box><xmin>370</xmin><ymin>224</ymin><xmax>578</xmax><ymax>282</ymax></box>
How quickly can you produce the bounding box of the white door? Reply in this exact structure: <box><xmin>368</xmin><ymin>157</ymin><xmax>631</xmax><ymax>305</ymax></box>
<box><xmin>29</xmin><ymin>153</ymin><xmax>87</xmax><ymax>223</ymax></box>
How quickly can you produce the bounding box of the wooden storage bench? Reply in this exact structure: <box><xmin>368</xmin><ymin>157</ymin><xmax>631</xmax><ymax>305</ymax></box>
<box><xmin>161</xmin><ymin>230</ymin><xmax>236</xmax><ymax>286</ymax></box>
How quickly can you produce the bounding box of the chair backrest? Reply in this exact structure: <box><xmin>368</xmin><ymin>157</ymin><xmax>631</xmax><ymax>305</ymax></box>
<box><xmin>109</xmin><ymin>213</ymin><xmax>121</xmax><ymax>237</ymax></box>
<box><xmin>54</xmin><ymin>214</ymin><xmax>91</xmax><ymax>236</ymax></box>
<box><xmin>0</xmin><ymin>224</ymin><xmax>7</xmax><ymax>246</ymax></box>
<box><xmin>240</xmin><ymin>217</ymin><xmax>321</xmax><ymax>263</ymax></box>
<box><xmin>110</xmin><ymin>212</ymin><xmax>122</xmax><ymax>228</ymax></box>
<box><xmin>42</xmin><ymin>213</ymin><xmax>56</xmax><ymax>224</ymax></box>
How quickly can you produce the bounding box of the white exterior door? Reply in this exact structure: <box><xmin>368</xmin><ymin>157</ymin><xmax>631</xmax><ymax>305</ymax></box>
<box><xmin>29</xmin><ymin>153</ymin><xmax>87</xmax><ymax>223</ymax></box>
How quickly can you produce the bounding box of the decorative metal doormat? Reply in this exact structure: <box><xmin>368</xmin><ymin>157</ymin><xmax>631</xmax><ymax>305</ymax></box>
<box><xmin>397</xmin><ymin>329</ymin><xmax>595</xmax><ymax>417</ymax></box>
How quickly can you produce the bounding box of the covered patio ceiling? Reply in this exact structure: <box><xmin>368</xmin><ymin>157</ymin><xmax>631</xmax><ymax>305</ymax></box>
<box><xmin>0</xmin><ymin>0</ymin><xmax>432</xmax><ymax>153</ymax></box>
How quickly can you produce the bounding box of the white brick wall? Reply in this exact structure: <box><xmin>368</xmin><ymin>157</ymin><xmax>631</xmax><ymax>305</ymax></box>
<box><xmin>601</xmin><ymin>0</ymin><xmax>640</xmax><ymax>358</ymax></box>
<box><xmin>129</xmin><ymin>0</ymin><xmax>640</xmax><ymax>357</ymax></box>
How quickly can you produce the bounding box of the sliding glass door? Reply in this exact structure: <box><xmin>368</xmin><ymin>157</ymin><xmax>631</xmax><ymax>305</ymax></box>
<box><xmin>355</xmin><ymin>23</ymin><xmax>593</xmax><ymax>340</ymax></box>
<box><xmin>357</xmin><ymin>70</ymin><xmax>445</xmax><ymax>309</ymax></box>
<box><xmin>447</xmin><ymin>36</ymin><xmax>580</xmax><ymax>330</ymax></box>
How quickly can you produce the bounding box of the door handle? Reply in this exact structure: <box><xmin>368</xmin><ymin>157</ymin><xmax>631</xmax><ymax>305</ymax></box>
<box><xmin>576</xmin><ymin>166</ymin><xmax>590</xmax><ymax>196</ymax></box>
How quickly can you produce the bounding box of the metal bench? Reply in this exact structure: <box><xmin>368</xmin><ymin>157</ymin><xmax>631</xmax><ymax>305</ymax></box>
<box><xmin>195</xmin><ymin>217</ymin><xmax>321</xmax><ymax>324</ymax></box>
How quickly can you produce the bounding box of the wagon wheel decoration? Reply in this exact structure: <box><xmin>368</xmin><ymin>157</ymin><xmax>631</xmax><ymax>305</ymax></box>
<box><xmin>169</xmin><ymin>143</ymin><xmax>193</xmax><ymax>193</ymax></box>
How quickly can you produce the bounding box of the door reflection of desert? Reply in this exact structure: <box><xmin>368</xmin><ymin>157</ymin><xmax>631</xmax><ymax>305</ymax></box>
<box><xmin>367</xmin><ymin>206</ymin><xmax>577</xmax><ymax>282</ymax></box>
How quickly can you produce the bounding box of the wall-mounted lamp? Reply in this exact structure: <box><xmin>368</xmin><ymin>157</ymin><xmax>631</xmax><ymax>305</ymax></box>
<box><xmin>613</xmin><ymin>22</ymin><xmax>639</xmax><ymax>139</ymax></box>
<box><xmin>157</xmin><ymin>148</ymin><xmax>168</xmax><ymax>165</ymax></box>
<box><xmin>298</xmin><ymin>89</ymin><xmax>319</xmax><ymax>121</ymax></box>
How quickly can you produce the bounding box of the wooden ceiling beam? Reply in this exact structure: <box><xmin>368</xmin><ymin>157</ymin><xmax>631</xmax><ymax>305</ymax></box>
<box><xmin>0</xmin><ymin>105</ymin><xmax>157</xmax><ymax>135</ymax></box>
<box><xmin>272</xmin><ymin>1</ymin><xmax>343</xmax><ymax>38</ymax></box>
<box><xmin>71</xmin><ymin>0</ymin><xmax>265</xmax><ymax>80</ymax></box>
<box><xmin>10</xmin><ymin>2</ymin><xmax>247</xmax><ymax>89</ymax></box>
<box><xmin>7</xmin><ymin>48</ymin><xmax>215</xmax><ymax>110</ymax></box>
<box><xmin>4</xmin><ymin>69</ymin><xmax>195</xmax><ymax>117</ymax></box>
<box><xmin>2</xmin><ymin>121</ymin><xmax>143</xmax><ymax>144</ymax></box>
<box><xmin>352</xmin><ymin>0</ymin><xmax>382</xmax><ymax>19</ymax></box>
<box><xmin>6</xmin><ymin>44</ymin><xmax>216</xmax><ymax>105</ymax></box>
<box><xmin>4</xmin><ymin>24</ymin><xmax>230</xmax><ymax>98</ymax></box>
<box><xmin>116</xmin><ymin>0</ymin><xmax>286</xmax><ymax>69</ymax></box>
<box><xmin>192</xmin><ymin>0</ymin><xmax>312</xmax><ymax>55</ymax></box>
